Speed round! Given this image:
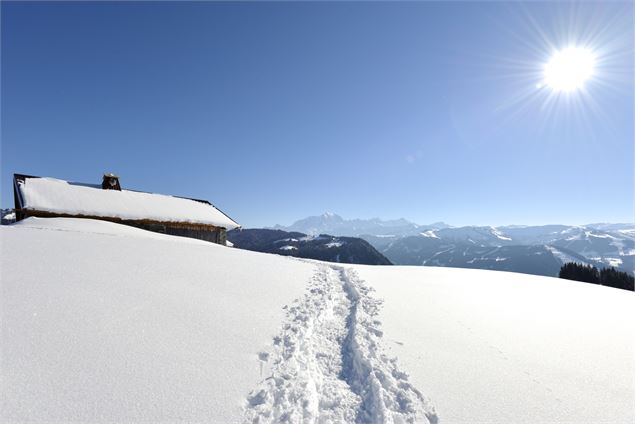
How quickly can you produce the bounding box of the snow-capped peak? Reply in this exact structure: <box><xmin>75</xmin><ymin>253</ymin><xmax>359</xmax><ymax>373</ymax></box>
<box><xmin>490</xmin><ymin>227</ymin><xmax>512</xmax><ymax>241</ymax></box>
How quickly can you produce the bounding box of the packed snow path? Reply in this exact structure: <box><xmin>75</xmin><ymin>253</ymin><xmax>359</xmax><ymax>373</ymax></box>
<box><xmin>244</xmin><ymin>264</ymin><xmax>438</xmax><ymax>423</ymax></box>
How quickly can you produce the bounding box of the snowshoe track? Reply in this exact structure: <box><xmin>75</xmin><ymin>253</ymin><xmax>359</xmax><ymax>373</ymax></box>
<box><xmin>244</xmin><ymin>264</ymin><xmax>437</xmax><ymax>424</ymax></box>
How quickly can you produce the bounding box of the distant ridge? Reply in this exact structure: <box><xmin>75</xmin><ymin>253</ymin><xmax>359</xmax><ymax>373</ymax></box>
<box><xmin>273</xmin><ymin>212</ymin><xmax>450</xmax><ymax>237</ymax></box>
<box><xmin>227</xmin><ymin>228</ymin><xmax>392</xmax><ymax>265</ymax></box>
<box><xmin>273</xmin><ymin>213</ymin><xmax>635</xmax><ymax>277</ymax></box>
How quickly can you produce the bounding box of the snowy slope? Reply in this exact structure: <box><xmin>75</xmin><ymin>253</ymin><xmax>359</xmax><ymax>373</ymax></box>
<box><xmin>2</xmin><ymin>218</ymin><xmax>633</xmax><ymax>423</ymax></box>
<box><xmin>1</xmin><ymin>218</ymin><xmax>313</xmax><ymax>422</ymax></box>
<box><xmin>353</xmin><ymin>266</ymin><xmax>635</xmax><ymax>424</ymax></box>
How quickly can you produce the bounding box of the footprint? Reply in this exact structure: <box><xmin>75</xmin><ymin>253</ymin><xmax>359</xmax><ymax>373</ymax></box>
<box><xmin>258</xmin><ymin>351</ymin><xmax>269</xmax><ymax>376</ymax></box>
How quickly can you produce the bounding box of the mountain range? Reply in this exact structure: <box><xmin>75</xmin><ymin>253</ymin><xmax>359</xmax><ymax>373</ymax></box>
<box><xmin>273</xmin><ymin>213</ymin><xmax>635</xmax><ymax>276</ymax></box>
<box><xmin>272</xmin><ymin>212</ymin><xmax>451</xmax><ymax>237</ymax></box>
<box><xmin>227</xmin><ymin>228</ymin><xmax>391</xmax><ymax>265</ymax></box>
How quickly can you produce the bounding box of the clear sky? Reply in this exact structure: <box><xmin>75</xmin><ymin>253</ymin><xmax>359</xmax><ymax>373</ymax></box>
<box><xmin>2</xmin><ymin>1</ymin><xmax>633</xmax><ymax>227</ymax></box>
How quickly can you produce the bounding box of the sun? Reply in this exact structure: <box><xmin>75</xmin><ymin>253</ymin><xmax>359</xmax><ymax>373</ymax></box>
<box><xmin>543</xmin><ymin>47</ymin><xmax>596</xmax><ymax>92</ymax></box>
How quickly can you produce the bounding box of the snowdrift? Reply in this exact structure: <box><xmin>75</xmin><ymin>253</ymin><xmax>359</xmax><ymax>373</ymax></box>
<box><xmin>1</xmin><ymin>218</ymin><xmax>633</xmax><ymax>423</ymax></box>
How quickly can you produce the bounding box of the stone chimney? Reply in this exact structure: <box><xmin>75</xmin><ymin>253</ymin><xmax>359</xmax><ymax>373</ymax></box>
<box><xmin>102</xmin><ymin>173</ymin><xmax>121</xmax><ymax>191</ymax></box>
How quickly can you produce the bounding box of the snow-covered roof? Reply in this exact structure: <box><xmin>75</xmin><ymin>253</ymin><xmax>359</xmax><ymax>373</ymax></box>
<box><xmin>15</xmin><ymin>176</ymin><xmax>240</xmax><ymax>229</ymax></box>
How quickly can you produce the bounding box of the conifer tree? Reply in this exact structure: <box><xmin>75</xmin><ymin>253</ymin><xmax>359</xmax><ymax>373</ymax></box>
<box><xmin>559</xmin><ymin>262</ymin><xmax>634</xmax><ymax>291</ymax></box>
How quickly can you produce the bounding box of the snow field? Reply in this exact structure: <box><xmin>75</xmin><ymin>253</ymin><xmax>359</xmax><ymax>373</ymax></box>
<box><xmin>1</xmin><ymin>218</ymin><xmax>313</xmax><ymax>422</ymax></box>
<box><xmin>2</xmin><ymin>217</ymin><xmax>633</xmax><ymax>424</ymax></box>
<box><xmin>354</xmin><ymin>265</ymin><xmax>635</xmax><ymax>424</ymax></box>
<box><xmin>245</xmin><ymin>265</ymin><xmax>360</xmax><ymax>423</ymax></box>
<box><xmin>245</xmin><ymin>264</ymin><xmax>436</xmax><ymax>424</ymax></box>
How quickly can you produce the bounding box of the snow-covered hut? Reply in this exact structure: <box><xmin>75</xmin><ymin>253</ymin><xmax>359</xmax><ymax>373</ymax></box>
<box><xmin>12</xmin><ymin>173</ymin><xmax>240</xmax><ymax>244</ymax></box>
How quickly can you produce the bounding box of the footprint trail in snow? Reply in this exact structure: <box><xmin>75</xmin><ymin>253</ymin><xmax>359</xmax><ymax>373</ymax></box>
<box><xmin>244</xmin><ymin>264</ymin><xmax>438</xmax><ymax>424</ymax></box>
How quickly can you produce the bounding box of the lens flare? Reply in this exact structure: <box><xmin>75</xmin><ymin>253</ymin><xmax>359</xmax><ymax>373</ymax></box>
<box><xmin>543</xmin><ymin>47</ymin><xmax>596</xmax><ymax>92</ymax></box>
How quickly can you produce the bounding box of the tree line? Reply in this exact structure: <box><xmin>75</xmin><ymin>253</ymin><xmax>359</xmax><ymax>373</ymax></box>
<box><xmin>559</xmin><ymin>262</ymin><xmax>634</xmax><ymax>291</ymax></box>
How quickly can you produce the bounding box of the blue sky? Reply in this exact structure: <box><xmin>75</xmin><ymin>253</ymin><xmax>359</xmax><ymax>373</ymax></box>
<box><xmin>2</xmin><ymin>1</ymin><xmax>633</xmax><ymax>227</ymax></box>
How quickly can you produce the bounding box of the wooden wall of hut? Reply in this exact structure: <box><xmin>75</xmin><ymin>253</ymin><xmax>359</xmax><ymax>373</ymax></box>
<box><xmin>15</xmin><ymin>209</ymin><xmax>228</xmax><ymax>245</ymax></box>
<box><xmin>128</xmin><ymin>222</ymin><xmax>226</xmax><ymax>244</ymax></box>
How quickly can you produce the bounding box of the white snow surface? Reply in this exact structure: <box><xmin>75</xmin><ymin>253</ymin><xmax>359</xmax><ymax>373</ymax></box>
<box><xmin>2</xmin><ymin>218</ymin><xmax>310</xmax><ymax>423</ymax></box>
<box><xmin>618</xmin><ymin>229</ymin><xmax>635</xmax><ymax>238</ymax></box>
<box><xmin>2</xmin><ymin>211</ymin><xmax>16</xmax><ymax>221</ymax></box>
<box><xmin>545</xmin><ymin>245</ymin><xmax>590</xmax><ymax>266</ymax></box>
<box><xmin>274</xmin><ymin>238</ymin><xmax>299</xmax><ymax>244</ymax></box>
<box><xmin>606</xmin><ymin>257</ymin><xmax>623</xmax><ymax>267</ymax></box>
<box><xmin>16</xmin><ymin>177</ymin><xmax>240</xmax><ymax>229</ymax></box>
<box><xmin>2</xmin><ymin>217</ymin><xmax>634</xmax><ymax>423</ymax></box>
<box><xmin>352</xmin><ymin>265</ymin><xmax>635</xmax><ymax>424</ymax></box>
<box><xmin>591</xmin><ymin>257</ymin><xmax>624</xmax><ymax>268</ymax></box>
<box><xmin>279</xmin><ymin>245</ymin><xmax>298</xmax><ymax>251</ymax></box>
<box><xmin>245</xmin><ymin>265</ymin><xmax>436</xmax><ymax>423</ymax></box>
<box><xmin>490</xmin><ymin>227</ymin><xmax>512</xmax><ymax>241</ymax></box>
